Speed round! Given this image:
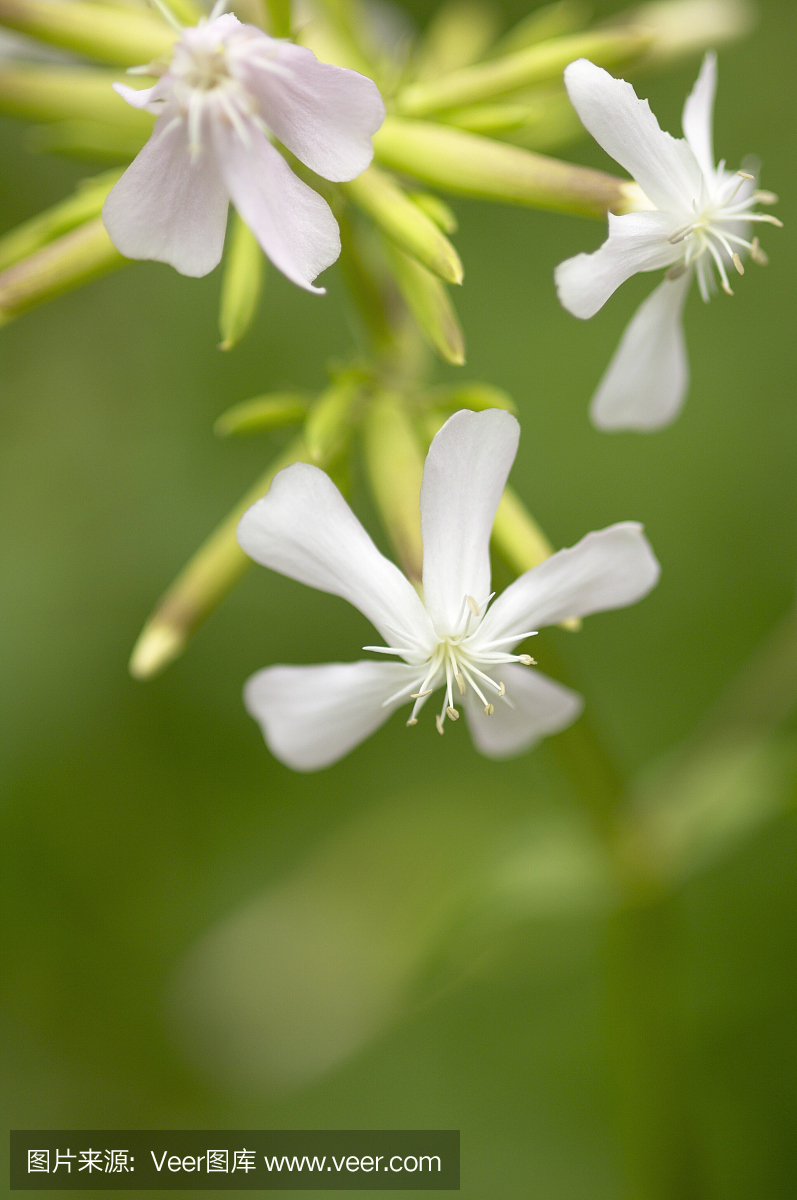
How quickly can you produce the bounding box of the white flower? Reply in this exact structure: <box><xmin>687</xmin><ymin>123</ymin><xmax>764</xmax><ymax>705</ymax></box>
<box><xmin>236</xmin><ymin>409</ymin><xmax>660</xmax><ymax>771</ymax></box>
<box><xmin>555</xmin><ymin>53</ymin><xmax>780</xmax><ymax>431</ymax></box>
<box><xmin>102</xmin><ymin>8</ymin><xmax>384</xmax><ymax>290</ymax></box>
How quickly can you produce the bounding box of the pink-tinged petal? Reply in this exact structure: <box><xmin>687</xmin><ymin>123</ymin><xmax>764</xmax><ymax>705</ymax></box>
<box><xmin>237</xmin><ymin>463</ymin><xmax>434</xmax><ymax>652</ymax></box>
<box><xmin>244</xmin><ymin>660</ymin><xmax>421</xmax><ymax>771</ymax></box>
<box><xmin>475</xmin><ymin>523</ymin><xmax>660</xmax><ymax>648</ymax></box>
<box><xmin>112</xmin><ymin>81</ymin><xmax>164</xmax><ymax>111</ymax></box>
<box><xmin>420</xmin><ymin>409</ymin><xmax>519</xmax><ymax>636</ymax></box>
<box><xmin>238</xmin><ymin>40</ymin><xmax>385</xmax><ymax>182</ymax></box>
<box><xmin>555</xmin><ymin>210</ymin><xmax>683</xmax><ymax>319</ymax></box>
<box><xmin>564</xmin><ymin>58</ymin><xmax>703</xmax><ymax>213</ymax></box>
<box><xmin>102</xmin><ymin>113</ymin><xmax>228</xmax><ymax>277</ymax></box>
<box><xmin>214</xmin><ymin>119</ymin><xmax>340</xmax><ymax>293</ymax></box>
<box><xmin>591</xmin><ymin>272</ymin><xmax>691</xmax><ymax>431</ymax></box>
<box><xmin>682</xmin><ymin>52</ymin><xmax>717</xmax><ymax>181</ymax></box>
<box><xmin>465</xmin><ymin>664</ymin><xmax>582</xmax><ymax>760</ymax></box>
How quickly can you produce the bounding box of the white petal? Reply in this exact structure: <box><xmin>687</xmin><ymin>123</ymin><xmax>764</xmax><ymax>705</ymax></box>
<box><xmin>465</xmin><ymin>664</ymin><xmax>582</xmax><ymax>760</ymax></box>
<box><xmin>102</xmin><ymin>113</ymin><xmax>229</xmax><ymax>277</ymax></box>
<box><xmin>214</xmin><ymin>119</ymin><xmax>340</xmax><ymax>293</ymax></box>
<box><xmin>590</xmin><ymin>272</ymin><xmax>692</xmax><ymax>431</ymax></box>
<box><xmin>245</xmin><ymin>660</ymin><xmax>420</xmax><ymax>771</ymax></box>
<box><xmin>420</xmin><ymin>409</ymin><xmax>519</xmax><ymax>635</ymax></box>
<box><xmin>475</xmin><ymin>523</ymin><xmax>660</xmax><ymax>648</ymax></box>
<box><xmin>237</xmin><ymin>463</ymin><xmax>434</xmax><ymax>651</ymax></box>
<box><xmin>564</xmin><ymin>58</ymin><xmax>703</xmax><ymax>212</ymax></box>
<box><xmin>682</xmin><ymin>51</ymin><xmax>717</xmax><ymax>181</ymax></box>
<box><xmin>555</xmin><ymin>210</ymin><xmax>683</xmax><ymax>319</ymax></box>
<box><xmin>238</xmin><ymin>41</ymin><xmax>385</xmax><ymax>182</ymax></box>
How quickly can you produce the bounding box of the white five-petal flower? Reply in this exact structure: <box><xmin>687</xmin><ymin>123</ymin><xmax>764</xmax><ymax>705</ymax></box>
<box><xmin>555</xmin><ymin>53</ymin><xmax>779</xmax><ymax>431</ymax></box>
<box><xmin>236</xmin><ymin>409</ymin><xmax>660</xmax><ymax>771</ymax></box>
<box><xmin>102</xmin><ymin>9</ymin><xmax>385</xmax><ymax>290</ymax></box>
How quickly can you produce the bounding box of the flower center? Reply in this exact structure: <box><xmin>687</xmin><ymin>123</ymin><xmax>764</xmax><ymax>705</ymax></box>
<box><xmin>367</xmin><ymin>594</ymin><xmax>538</xmax><ymax>736</ymax></box>
<box><xmin>665</xmin><ymin>170</ymin><xmax>782</xmax><ymax>299</ymax></box>
<box><xmin>182</xmin><ymin>45</ymin><xmax>232</xmax><ymax>92</ymax></box>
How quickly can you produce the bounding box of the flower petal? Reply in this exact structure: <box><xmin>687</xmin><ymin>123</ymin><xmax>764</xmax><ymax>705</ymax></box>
<box><xmin>590</xmin><ymin>272</ymin><xmax>692</xmax><ymax>431</ymax></box>
<box><xmin>238</xmin><ymin>40</ymin><xmax>385</xmax><ymax>182</ymax></box>
<box><xmin>555</xmin><ymin>210</ymin><xmax>683</xmax><ymax>319</ymax></box>
<box><xmin>475</xmin><ymin>523</ymin><xmax>660</xmax><ymax>648</ymax></box>
<box><xmin>245</xmin><ymin>660</ymin><xmax>421</xmax><ymax>771</ymax></box>
<box><xmin>112</xmin><ymin>81</ymin><xmax>163</xmax><ymax>112</ymax></box>
<box><xmin>420</xmin><ymin>409</ymin><xmax>520</xmax><ymax>635</ymax></box>
<box><xmin>564</xmin><ymin>58</ymin><xmax>703</xmax><ymax>212</ymax></box>
<box><xmin>214</xmin><ymin>119</ymin><xmax>340</xmax><ymax>293</ymax></box>
<box><xmin>464</xmin><ymin>664</ymin><xmax>582</xmax><ymax>760</ymax></box>
<box><xmin>237</xmin><ymin>463</ymin><xmax>434</xmax><ymax>652</ymax></box>
<box><xmin>682</xmin><ymin>51</ymin><xmax>717</xmax><ymax>182</ymax></box>
<box><xmin>102</xmin><ymin>113</ymin><xmax>229</xmax><ymax>277</ymax></box>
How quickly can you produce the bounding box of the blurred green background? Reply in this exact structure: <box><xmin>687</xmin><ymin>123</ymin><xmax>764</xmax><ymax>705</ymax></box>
<box><xmin>2</xmin><ymin>1</ymin><xmax>797</xmax><ymax>1196</ymax></box>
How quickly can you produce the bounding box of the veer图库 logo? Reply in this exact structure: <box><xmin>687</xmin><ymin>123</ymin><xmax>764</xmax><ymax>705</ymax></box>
<box><xmin>10</xmin><ymin>1131</ymin><xmax>460</xmax><ymax>1190</ymax></box>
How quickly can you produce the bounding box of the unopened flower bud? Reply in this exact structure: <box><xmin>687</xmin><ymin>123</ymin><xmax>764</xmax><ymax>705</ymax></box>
<box><xmin>0</xmin><ymin>0</ymin><xmax>176</xmax><ymax>66</ymax></box>
<box><xmin>362</xmin><ymin>393</ymin><xmax>425</xmax><ymax>583</ymax></box>
<box><xmin>218</xmin><ymin>212</ymin><xmax>266</xmax><ymax>351</ymax></box>
<box><xmin>214</xmin><ymin>393</ymin><xmax>310</xmax><ymax>438</ymax></box>
<box><xmin>304</xmin><ymin>376</ymin><xmax>363</xmax><ymax>464</ymax></box>
<box><xmin>383</xmin><ymin>238</ymin><xmax>465</xmax><ymax>365</ymax></box>
<box><xmin>344</xmin><ymin>166</ymin><xmax>463</xmax><ymax>285</ymax></box>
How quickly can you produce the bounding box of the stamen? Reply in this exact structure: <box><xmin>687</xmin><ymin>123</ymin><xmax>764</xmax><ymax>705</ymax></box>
<box><xmin>406</xmin><ymin>717</ymin><xmax>418</xmax><ymax>727</ymax></box>
<box><xmin>497</xmin><ymin>682</ymin><xmax>505</xmax><ymax>697</ymax></box>
<box><xmin>732</xmin><ymin>252</ymin><xmax>745</xmax><ymax>276</ymax></box>
<box><xmin>446</xmin><ymin>706</ymin><xmax>460</xmax><ymax>721</ymax></box>
<box><xmin>484</xmin><ymin>704</ymin><xmax>495</xmax><ymax>716</ymax></box>
<box><xmin>751</xmin><ymin>237</ymin><xmax>769</xmax><ymax>265</ymax></box>
<box><xmin>518</xmin><ymin>655</ymin><xmax>536</xmax><ymax>666</ymax></box>
<box><xmin>410</xmin><ymin>690</ymin><xmax>433</xmax><ymax>699</ymax></box>
<box><xmin>737</xmin><ymin>171</ymin><xmax>755</xmax><ymax>180</ymax></box>
<box><xmin>665</xmin><ymin>262</ymin><xmax>689</xmax><ymax>281</ymax></box>
<box><xmin>456</xmin><ymin>673</ymin><xmax>466</xmax><ymax>696</ymax></box>
<box><xmin>435</xmin><ymin>714</ymin><xmax>445</xmax><ymax>736</ymax></box>
<box><xmin>705</xmin><ymin>237</ymin><xmax>734</xmax><ymax>296</ymax></box>
<box><xmin>754</xmin><ymin>190</ymin><xmax>779</xmax><ymax>205</ymax></box>
<box><xmin>668</xmin><ymin>224</ymin><xmax>694</xmax><ymax>245</ymax></box>
<box><xmin>466</xmin><ymin>595</ymin><xmax>480</xmax><ymax>615</ymax></box>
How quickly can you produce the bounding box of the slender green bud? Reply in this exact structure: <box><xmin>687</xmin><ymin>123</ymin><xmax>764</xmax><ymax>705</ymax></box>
<box><xmin>265</xmin><ymin>0</ymin><xmax>291</xmax><ymax>37</ymax></box>
<box><xmin>0</xmin><ymin>169</ymin><xmax>121</xmax><ymax>273</ymax></box>
<box><xmin>214</xmin><ymin>393</ymin><xmax>310</xmax><ymax>438</ymax></box>
<box><xmin>413</xmin><ymin>0</ymin><xmax>501</xmax><ymax>82</ymax></box>
<box><xmin>500</xmin><ymin>91</ymin><xmax>584</xmax><ymax>154</ymax></box>
<box><xmin>362</xmin><ymin>394</ymin><xmax>425</xmax><ymax>583</ymax></box>
<box><xmin>344</xmin><ymin>166</ymin><xmax>463</xmax><ymax>285</ymax></box>
<box><xmin>26</xmin><ymin>119</ymin><xmax>149</xmax><ymax>163</ymax></box>
<box><xmin>0</xmin><ymin>0</ymin><xmax>176</xmax><ymax>66</ymax></box>
<box><xmin>0</xmin><ymin>65</ymin><xmax>156</xmax><ymax>131</ymax></box>
<box><xmin>492</xmin><ymin>487</ymin><xmax>580</xmax><ymax>630</ymax></box>
<box><xmin>0</xmin><ymin>217</ymin><xmax>126</xmax><ymax>325</ymax></box>
<box><xmin>396</xmin><ymin>29</ymin><xmax>653</xmax><ymax>118</ymax></box>
<box><xmin>383</xmin><ymin>239</ymin><xmax>465</xmax><ymax>365</ymax></box>
<box><xmin>490</xmin><ymin>0</ymin><xmax>591</xmax><ymax>58</ymax></box>
<box><xmin>407</xmin><ymin>192</ymin><xmax>458</xmax><ymax>234</ymax></box>
<box><xmin>218</xmin><ymin>213</ymin><xmax>265</xmax><ymax>351</ymax></box>
<box><xmin>303</xmin><ymin>376</ymin><xmax>363</xmax><ymax>463</ymax></box>
<box><xmin>423</xmin><ymin>382</ymin><xmax>517</xmax><ymax>414</ymax></box>
<box><xmin>129</xmin><ymin>438</ymin><xmax>310</xmax><ymax>680</ymax></box>
<box><xmin>373</xmin><ymin>117</ymin><xmax>640</xmax><ymax>218</ymax></box>
<box><xmin>163</xmin><ymin>0</ymin><xmax>203</xmax><ymax>26</ymax></box>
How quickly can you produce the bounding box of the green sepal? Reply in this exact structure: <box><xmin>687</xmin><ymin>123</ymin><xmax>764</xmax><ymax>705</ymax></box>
<box><xmin>303</xmin><ymin>375</ymin><xmax>364</xmax><ymax>464</ymax></box>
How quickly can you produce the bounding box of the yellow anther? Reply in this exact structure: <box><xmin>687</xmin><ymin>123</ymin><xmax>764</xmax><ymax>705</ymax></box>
<box><xmin>466</xmin><ymin>595</ymin><xmax>480</xmax><ymax>615</ymax></box>
<box><xmin>484</xmin><ymin>704</ymin><xmax>495</xmax><ymax>716</ymax></box>
<box><xmin>497</xmin><ymin>681</ymin><xmax>505</xmax><ymax>697</ymax></box>
<box><xmin>446</xmin><ymin>706</ymin><xmax>460</xmax><ymax>721</ymax></box>
<box><xmin>456</xmin><ymin>673</ymin><xmax>466</xmax><ymax>696</ymax></box>
<box><xmin>406</xmin><ymin>717</ymin><xmax>418</xmax><ymax>726</ymax></box>
<box><xmin>435</xmin><ymin>714</ymin><xmax>445</xmax><ymax>735</ymax></box>
<box><xmin>732</xmin><ymin>253</ymin><xmax>744</xmax><ymax>276</ymax></box>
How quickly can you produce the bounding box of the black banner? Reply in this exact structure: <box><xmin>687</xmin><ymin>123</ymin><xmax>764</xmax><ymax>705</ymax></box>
<box><xmin>10</xmin><ymin>1131</ymin><xmax>459</xmax><ymax>1190</ymax></box>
